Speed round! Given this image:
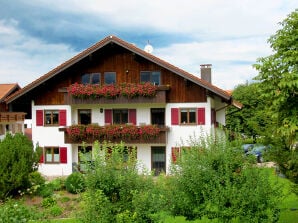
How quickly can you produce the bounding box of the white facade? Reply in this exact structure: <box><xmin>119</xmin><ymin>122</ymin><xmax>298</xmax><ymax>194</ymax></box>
<box><xmin>32</xmin><ymin>95</ymin><xmax>227</xmax><ymax>177</ymax></box>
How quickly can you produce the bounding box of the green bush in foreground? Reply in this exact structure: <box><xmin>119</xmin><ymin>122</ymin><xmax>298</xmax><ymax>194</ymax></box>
<box><xmin>65</xmin><ymin>172</ymin><xmax>86</xmax><ymax>194</ymax></box>
<box><xmin>0</xmin><ymin>199</ymin><xmax>39</xmax><ymax>223</ymax></box>
<box><xmin>169</xmin><ymin>133</ymin><xmax>282</xmax><ymax>222</ymax></box>
<box><xmin>78</xmin><ymin>135</ymin><xmax>283</xmax><ymax>222</ymax></box>
<box><xmin>0</xmin><ymin>133</ymin><xmax>41</xmax><ymax>199</ymax></box>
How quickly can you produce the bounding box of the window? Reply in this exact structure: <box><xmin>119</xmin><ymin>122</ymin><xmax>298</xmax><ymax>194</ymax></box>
<box><xmin>180</xmin><ymin>108</ymin><xmax>196</xmax><ymax>124</ymax></box>
<box><xmin>78</xmin><ymin>146</ymin><xmax>93</xmax><ymax>172</ymax></box>
<box><xmin>104</xmin><ymin>72</ymin><xmax>116</xmax><ymax>84</ymax></box>
<box><xmin>140</xmin><ymin>71</ymin><xmax>161</xmax><ymax>85</ymax></box>
<box><xmin>37</xmin><ymin>110</ymin><xmax>66</xmax><ymax>127</ymax></box>
<box><xmin>82</xmin><ymin>73</ymin><xmax>100</xmax><ymax>84</ymax></box>
<box><xmin>113</xmin><ymin>109</ymin><xmax>128</xmax><ymax>124</ymax></box>
<box><xmin>45</xmin><ymin>110</ymin><xmax>59</xmax><ymax>126</ymax></box>
<box><xmin>152</xmin><ymin>147</ymin><xmax>166</xmax><ymax>175</ymax></box>
<box><xmin>151</xmin><ymin>108</ymin><xmax>165</xmax><ymax>126</ymax></box>
<box><xmin>105</xmin><ymin>109</ymin><xmax>136</xmax><ymax>125</ymax></box>
<box><xmin>45</xmin><ymin>147</ymin><xmax>60</xmax><ymax>163</ymax></box>
<box><xmin>78</xmin><ymin>109</ymin><xmax>91</xmax><ymax>125</ymax></box>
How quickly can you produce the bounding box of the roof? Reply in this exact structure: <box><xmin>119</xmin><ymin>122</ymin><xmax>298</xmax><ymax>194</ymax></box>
<box><xmin>6</xmin><ymin>35</ymin><xmax>232</xmax><ymax>103</ymax></box>
<box><xmin>0</xmin><ymin>83</ymin><xmax>20</xmax><ymax>102</ymax></box>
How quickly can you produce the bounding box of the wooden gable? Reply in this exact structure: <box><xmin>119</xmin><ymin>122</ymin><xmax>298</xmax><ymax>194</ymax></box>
<box><xmin>6</xmin><ymin>35</ymin><xmax>231</xmax><ymax>109</ymax></box>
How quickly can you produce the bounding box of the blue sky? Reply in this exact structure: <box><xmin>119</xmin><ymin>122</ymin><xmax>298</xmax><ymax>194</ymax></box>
<box><xmin>0</xmin><ymin>0</ymin><xmax>297</xmax><ymax>90</ymax></box>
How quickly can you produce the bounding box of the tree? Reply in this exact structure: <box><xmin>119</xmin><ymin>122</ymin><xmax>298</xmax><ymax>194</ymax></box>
<box><xmin>0</xmin><ymin>133</ymin><xmax>41</xmax><ymax>199</ymax></box>
<box><xmin>253</xmin><ymin>9</ymin><xmax>298</xmax><ymax>183</ymax></box>
<box><xmin>226</xmin><ymin>82</ymin><xmax>273</xmax><ymax>141</ymax></box>
<box><xmin>254</xmin><ymin>9</ymin><xmax>298</xmax><ymax>147</ymax></box>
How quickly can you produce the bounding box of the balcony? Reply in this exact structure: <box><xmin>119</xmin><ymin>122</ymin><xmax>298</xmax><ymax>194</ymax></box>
<box><xmin>59</xmin><ymin>124</ymin><xmax>169</xmax><ymax>144</ymax></box>
<box><xmin>0</xmin><ymin>112</ymin><xmax>26</xmax><ymax>123</ymax></box>
<box><xmin>60</xmin><ymin>84</ymin><xmax>170</xmax><ymax>105</ymax></box>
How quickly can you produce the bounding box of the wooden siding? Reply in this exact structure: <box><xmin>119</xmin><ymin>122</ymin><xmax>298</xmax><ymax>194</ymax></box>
<box><xmin>30</xmin><ymin>43</ymin><xmax>206</xmax><ymax>105</ymax></box>
<box><xmin>0</xmin><ymin>112</ymin><xmax>26</xmax><ymax>123</ymax></box>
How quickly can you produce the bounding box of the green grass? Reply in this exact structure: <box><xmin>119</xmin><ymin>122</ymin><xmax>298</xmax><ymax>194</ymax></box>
<box><xmin>30</xmin><ymin>219</ymin><xmax>80</xmax><ymax>223</ymax></box>
<box><xmin>274</xmin><ymin>169</ymin><xmax>298</xmax><ymax>223</ymax></box>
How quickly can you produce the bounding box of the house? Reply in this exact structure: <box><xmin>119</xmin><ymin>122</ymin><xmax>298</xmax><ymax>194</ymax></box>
<box><xmin>5</xmin><ymin>35</ymin><xmax>241</xmax><ymax>176</ymax></box>
<box><xmin>0</xmin><ymin>83</ymin><xmax>26</xmax><ymax>140</ymax></box>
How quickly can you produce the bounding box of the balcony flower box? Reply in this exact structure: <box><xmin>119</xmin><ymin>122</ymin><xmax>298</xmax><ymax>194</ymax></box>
<box><xmin>66</xmin><ymin>124</ymin><xmax>161</xmax><ymax>141</ymax></box>
<box><xmin>68</xmin><ymin>82</ymin><xmax>158</xmax><ymax>99</ymax></box>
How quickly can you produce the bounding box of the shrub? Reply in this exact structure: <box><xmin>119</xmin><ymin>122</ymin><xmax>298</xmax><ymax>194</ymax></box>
<box><xmin>0</xmin><ymin>133</ymin><xmax>41</xmax><ymax>199</ymax></box>
<box><xmin>38</xmin><ymin>182</ymin><xmax>55</xmax><ymax>198</ymax></box>
<box><xmin>41</xmin><ymin>196</ymin><xmax>57</xmax><ymax>208</ymax></box>
<box><xmin>0</xmin><ymin>199</ymin><xmax>38</xmax><ymax>222</ymax></box>
<box><xmin>49</xmin><ymin>177</ymin><xmax>66</xmax><ymax>191</ymax></box>
<box><xmin>28</xmin><ymin>171</ymin><xmax>45</xmax><ymax>195</ymax></box>
<box><xmin>169</xmin><ymin>133</ymin><xmax>282</xmax><ymax>222</ymax></box>
<box><xmin>49</xmin><ymin>205</ymin><xmax>63</xmax><ymax>217</ymax></box>
<box><xmin>65</xmin><ymin>172</ymin><xmax>85</xmax><ymax>194</ymax></box>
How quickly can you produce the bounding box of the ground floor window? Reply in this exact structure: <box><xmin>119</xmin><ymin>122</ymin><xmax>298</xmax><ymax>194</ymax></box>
<box><xmin>45</xmin><ymin>147</ymin><xmax>60</xmax><ymax>163</ymax></box>
<box><xmin>78</xmin><ymin>146</ymin><xmax>92</xmax><ymax>172</ymax></box>
<box><xmin>151</xmin><ymin>146</ymin><xmax>166</xmax><ymax>175</ymax></box>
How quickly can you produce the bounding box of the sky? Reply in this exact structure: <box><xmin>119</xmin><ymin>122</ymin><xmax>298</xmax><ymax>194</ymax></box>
<box><xmin>0</xmin><ymin>0</ymin><xmax>297</xmax><ymax>90</ymax></box>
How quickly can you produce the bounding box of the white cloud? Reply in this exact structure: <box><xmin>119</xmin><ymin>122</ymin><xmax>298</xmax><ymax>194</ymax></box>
<box><xmin>0</xmin><ymin>0</ymin><xmax>296</xmax><ymax>90</ymax></box>
<box><xmin>0</xmin><ymin>19</ymin><xmax>78</xmax><ymax>87</ymax></box>
<box><xmin>154</xmin><ymin>36</ymin><xmax>273</xmax><ymax>89</ymax></box>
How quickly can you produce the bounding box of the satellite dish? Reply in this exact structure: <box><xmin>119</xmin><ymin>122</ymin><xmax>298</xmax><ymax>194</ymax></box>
<box><xmin>144</xmin><ymin>41</ymin><xmax>153</xmax><ymax>53</ymax></box>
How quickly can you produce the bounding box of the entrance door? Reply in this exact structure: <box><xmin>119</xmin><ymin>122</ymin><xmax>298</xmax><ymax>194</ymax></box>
<box><xmin>151</xmin><ymin>146</ymin><xmax>166</xmax><ymax>175</ymax></box>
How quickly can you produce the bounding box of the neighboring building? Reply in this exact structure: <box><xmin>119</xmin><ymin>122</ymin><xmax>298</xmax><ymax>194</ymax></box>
<box><xmin>0</xmin><ymin>83</ymin><xmax>26</xmax><ymax>140</ymax></box>
<box><xmin>6</xmin><ymin>35</ymin><xmax>241</xmax><ymax>177</ymax></box>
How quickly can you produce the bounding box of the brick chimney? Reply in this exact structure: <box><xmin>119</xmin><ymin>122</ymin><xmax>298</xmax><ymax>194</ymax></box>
<box><xmin>200</xmin><ymin>64</ymin><xmax>212</xmax><ymax>83</ymax></box>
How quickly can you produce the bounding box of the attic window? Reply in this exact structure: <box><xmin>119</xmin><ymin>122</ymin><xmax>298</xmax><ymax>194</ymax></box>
<box><xmin>140</xmin><ymin>71</ymin><xmax>160</xmax><ymax>85</ymax></box>
<box><xmin>82</xmin><ymin>73</ymin><xmax>100</xmax><ymax>84</ymax></box>
<box><xmin>104</xmin><ymin>72</ymin><xmax>116</xmax><ymax>84</ymax></box>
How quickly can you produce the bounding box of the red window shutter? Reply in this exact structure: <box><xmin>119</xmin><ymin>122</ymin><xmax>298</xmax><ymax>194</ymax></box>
<box><xmin>39</xmin><ymin>148</ymin><xmax>44</xmax><ymax>163</ymax></box>
<box><xmin>59</xmin><ymin>110</ymin><xmax>67</xmax><ymax>126</ymax></box>
<box><xmin>104</xmin><ymin>109</ymin><xmax>112</xmax><ymax>124</ymax></box>
<box><xmin>36</xmin><ymin>110</ymin><xmax>43</xmax><ymax>126</ymax></box>
<box><xmin>171</xmin><ymin>147</ymin><xmax>180</xmax><ymax>163</ymax></box>
<box><xmin>128</xmin><ymin>109</ymin><xmax>137</xmax><ymax>125</ymax></box>
<box><xmin>60</xmin><ymin>147</ymin><xmax>67</xmax><ymax>163</ymax></box>
<box><xmin>197</xmin><ymin>108</ymin><xmax>205</xmax><ymax>125</ymax></box>
<box><xmin>171</xmin><ymin>108</ymin><xmax>179</xmax><ymax>125</ymax></box>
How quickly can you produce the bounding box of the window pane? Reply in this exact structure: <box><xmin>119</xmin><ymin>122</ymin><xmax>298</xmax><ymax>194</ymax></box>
<box><xmin>54</xmin><ymin>148</ymin><xmax>60</xmax><ymax>162</ymax></box>
<box><xmin>45</xmin><ymin>111</ymin><xmax>52</xmax><ymax>125</ymax></box>
<box><xmin>152</xmin><ymin>72</ymin><xmax>161</xmax><ymax>85</ymax></box>
<box><xmin>113</xmin><ymin>109</ymin><xmax>128</xmax><ymax>124</ymax></box>
<box><xmin>121</xmin><ymin>110</ymin><xmax>128</xmax><ymax>124</ymax></box>
<box><xmin>104</xmin><ymin>72</ymin><xmax>116</xmax><ymax>84</ymax></box>
<box><xmin>82</xmin><ymin>74</ymin><xmax>90</xmax><ymax>84</ymax></box>
<box><xmin>52</xmin><ymin>111</ymin><xmax>59</xmax><ymax>124</ymax></box>
<box><xmin>180</xmin><ymin>109</ymin><xmax>188</xmax><ymax>124</ymax></box>
<box><xmin>140</xmin><ymin>72</ymin><xmax>150</xmax><ymax>83</ymax></box>
<box><xmin>46</xmin><ymin>149</ymin><xmax>52</xmax><ymax>162</ymax></box>
<box><xmin>113</xmin><ymin>110</ymin><xmax>121</xmax><ymax>124</ymax></box>
<box><xmin>189</xmin><ymin>110</ymin><xmax>196</xmax><ymax>123</ymax></box>
<box><xmin>79</xmin><ymin>110</ymin><xmax>91</xmax><ymax>125</ymax></box>
<box><xmin>91</xmin><ymin>73</ymin><xmax>100</xmax><ymax>84</ymax></box>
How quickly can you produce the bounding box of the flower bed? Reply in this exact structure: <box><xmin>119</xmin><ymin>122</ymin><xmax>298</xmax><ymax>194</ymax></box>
<box><xmin>68</xmin><ymin>82</ymin><xmax>157</xmax><ymax>99</ymax></box>
<box><xmin>67</xmin><ymin>124</ymin><xmax>161</xmax><ymax>141</ymax></box>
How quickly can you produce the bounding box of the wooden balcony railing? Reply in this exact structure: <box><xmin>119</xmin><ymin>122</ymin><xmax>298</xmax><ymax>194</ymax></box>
<box><xmin>59</xmin><ymin>125</ymin><xmax>169</xmax><ymax>144</ymax></box>
<box><xmin>0</xmin><ymin>112</ymin><xmax>26</xmax><ymax>123</ymax></box>
<box><xmin>60</xmin><ymin>85</ymin><xmax>170</xmax><ymax>105</ymax></box>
